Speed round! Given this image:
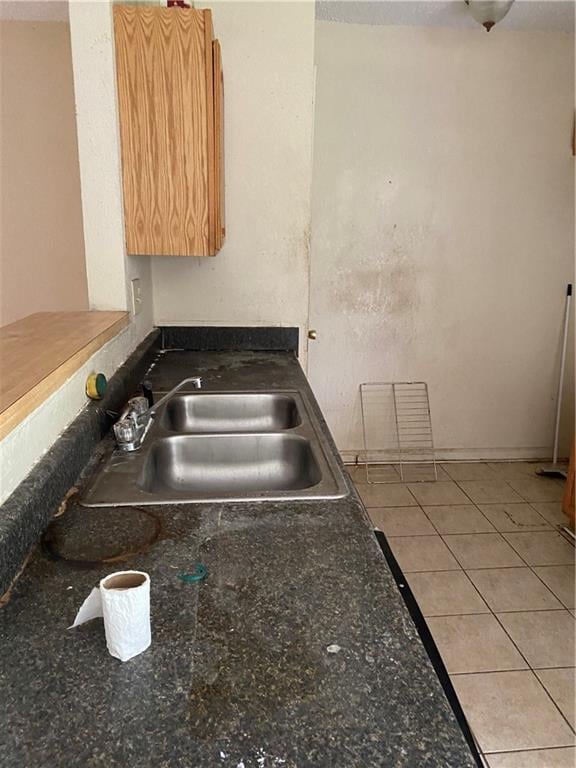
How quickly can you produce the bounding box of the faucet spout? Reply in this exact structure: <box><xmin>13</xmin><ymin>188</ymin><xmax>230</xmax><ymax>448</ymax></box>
<box><xmin>113</xmin><ymin>376</ymin><xmax>202</xmax><ymax>451</ymax></box>
<box><xmin>135</xmin><ymin>376</ymin><xmax>202</xmax><ymax>426</ymax></box>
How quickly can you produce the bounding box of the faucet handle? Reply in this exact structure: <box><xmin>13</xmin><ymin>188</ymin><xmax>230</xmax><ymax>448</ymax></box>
<box><xmin>128</xmin><ymin>396</ymin><xmax>149</xmax><ymax>415</ymax></box>
<box><xmin>113</xmin><ymin>418</ymin><xmax>138</xmax><ymax>446</ymax></box>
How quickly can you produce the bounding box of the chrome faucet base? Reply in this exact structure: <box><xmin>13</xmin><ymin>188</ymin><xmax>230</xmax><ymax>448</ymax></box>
<box><xmin>113</xmin><ymin>377</ymin><xmax>202</xmax><ymax>451</ymax></box>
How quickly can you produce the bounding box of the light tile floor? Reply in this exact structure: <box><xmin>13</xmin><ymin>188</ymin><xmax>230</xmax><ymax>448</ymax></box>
<box><xmin>351</xmin><ymin>461</ymin><xmax>575</xmax><ymax>764</ymax></box>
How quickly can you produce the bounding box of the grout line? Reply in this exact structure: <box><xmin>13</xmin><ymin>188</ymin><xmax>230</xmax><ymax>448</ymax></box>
<box><xmin>459</xmin><ymin>569</ymin><xmax>493</xmax><ymax>614</ymax></box>
<box><xmin>451</xmin><ymin>663</ymin><xmax>576</xmax><ymax>740</ymax></box>
<box><xmin>485</xmin><ymin>745</ymin><xmax>576</xmax><ymax>755</ymax></box>
<box><xmin>390</xmin><ymin>531</ymin><xmax>518</xmax><ymax>537</ymax></box>
<box><xmin>401</xmin><ymin>562</ymin><xmax>572</xmax><ymax>572</ymax></box>
<box><xmin>490</xmin><ymin>612</ymin><xmax>576</xmax><ymax>735</ymax></box>
<box><xmin>478</xmin><ymin>502</ymin><xmax>554</xmax><ymax>532</ymax></box>
<box><xmin>440</xmin><ymin>531</ymin><xmax>531</xmax><ymax>571</ymax></box>
<box><xmin>525</xmin><ymin>501</ymin><xmax>560</xmax><ymax>527</ymax></box>
<box><xmin>456</xmin><ymin>607</ymin><xmax>567</xmax><ymax>615</ymax></box>
<box><xmin>464</xmin><ymin>566</ymin><xmax>565</xmax><ymax>612</ymax></box>
<box><xmin>421</xmin><ymin>612</ymin><xmax>492</xmax><ymax>619</ymax></box>
<box><xmin>449</xmin><ymin>667</ymin><xmax>530</xmax><ymax>677</ymax></box>
<box><xmin>525</xmin><ymin>562</ymin><xmax>575</xmax><ymax>612</ymax></box>
<box><xmin>500</xmin><ymin>530</ymin><xmax>575</xmax><ymax>569</ymax></box>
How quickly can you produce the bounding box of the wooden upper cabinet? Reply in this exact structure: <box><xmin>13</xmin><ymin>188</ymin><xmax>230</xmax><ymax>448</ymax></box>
<box><xmin>212</xmin><ymin>39</ymin><xmax>225</xmax><ymax>251</ymax></box>
<box><xmin>113</xmin><ymin>5</ymin><xmax>224</xmax><ymax>257</ymax></box>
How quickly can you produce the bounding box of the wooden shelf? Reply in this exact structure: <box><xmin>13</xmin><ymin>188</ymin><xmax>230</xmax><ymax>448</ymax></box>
<box><xmin>0</xmin><ymin>311</ymin><xmax>129</xmax><ymax>440</ymax></box>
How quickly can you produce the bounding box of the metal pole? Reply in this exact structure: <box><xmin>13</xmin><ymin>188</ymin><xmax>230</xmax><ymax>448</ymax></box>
<box><xmin>552</xmin><ymin>284</ymin><xmax>572</xmax><ymax>465</ymax></box>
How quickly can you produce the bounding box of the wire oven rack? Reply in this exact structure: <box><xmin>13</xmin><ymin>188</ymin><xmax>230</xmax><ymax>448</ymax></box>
<box><xmin>359</xmin><ymin>381</ymin><xmax>438</xmax><ymax>483</ymax></box>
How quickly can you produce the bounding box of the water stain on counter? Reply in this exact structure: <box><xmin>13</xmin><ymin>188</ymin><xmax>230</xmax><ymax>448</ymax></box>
<box><xmin>41</xmin><ymin>501</ymin><xmax>163</xmax><ymax>567</ymax></box>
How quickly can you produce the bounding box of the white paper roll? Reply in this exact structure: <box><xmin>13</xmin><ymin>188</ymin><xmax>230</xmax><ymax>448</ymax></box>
<box><xmin>70</xmin><ymin>570</ymin><xmax>151</xmax><ymax>662</ymax></box>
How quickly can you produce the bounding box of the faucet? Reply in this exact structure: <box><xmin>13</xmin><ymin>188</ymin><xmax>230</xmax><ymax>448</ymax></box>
<box><xmin>113</xmin><ymin>376</ymin><xmax>202</xmax><ymax>451</ymax></box>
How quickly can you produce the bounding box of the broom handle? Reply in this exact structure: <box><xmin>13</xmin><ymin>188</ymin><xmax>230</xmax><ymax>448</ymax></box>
<box><xmin>552</xmin><ymin>284</ymin><xmax>572</xmax><ymax>465</ymax></box>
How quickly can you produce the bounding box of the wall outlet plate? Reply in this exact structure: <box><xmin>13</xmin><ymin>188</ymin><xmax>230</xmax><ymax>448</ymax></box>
<box><xmin>131</xmin><ymin>278</ymin><xmax>142</xmax><ymax>316</ymax></box>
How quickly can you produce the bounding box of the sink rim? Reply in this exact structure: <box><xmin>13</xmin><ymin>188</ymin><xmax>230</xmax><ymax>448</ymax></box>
<box><xmin>80</xmin><ymin>389</ymin><xmax>349</xmax><ymax>506</ymax></box>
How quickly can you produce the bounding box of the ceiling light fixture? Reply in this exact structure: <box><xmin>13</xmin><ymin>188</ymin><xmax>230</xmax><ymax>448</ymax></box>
<box><xmin>465</xmin><ymin>0</ymin><xmax>515</xmax><ymax>31</ymax></box>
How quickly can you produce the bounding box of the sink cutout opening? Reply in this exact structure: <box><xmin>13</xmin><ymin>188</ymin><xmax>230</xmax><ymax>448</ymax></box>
<box><xmin>137</xmin><ymin>434</ymin><xmax>322</xmax><ymax>496</ymax></box>
<box><xmin>159</xmin><ymin>393</ymin><xmax>302</xmax><ymax>434</ymax></box>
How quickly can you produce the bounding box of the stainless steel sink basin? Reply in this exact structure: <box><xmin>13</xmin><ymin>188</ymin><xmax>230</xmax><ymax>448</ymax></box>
<box><xmin>138</xmin><ymin>434</ymin><xmax>321</xmax><ymax>496</ymax></box>
<box><xmin>81</xmin><ymin>389</ymin><xmax>348</xmax><ymax>506</ymax></box>
<box><xmin>159</xmin><ymin>393</ymin><xmax>301</xmax><ymax>433</ymax></box>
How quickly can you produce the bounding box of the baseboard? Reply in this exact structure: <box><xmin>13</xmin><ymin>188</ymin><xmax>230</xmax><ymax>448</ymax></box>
<box><xmin>340</xmin><ymin>447</ymin><xmax>558</xmax><ymax>464</ymax></box>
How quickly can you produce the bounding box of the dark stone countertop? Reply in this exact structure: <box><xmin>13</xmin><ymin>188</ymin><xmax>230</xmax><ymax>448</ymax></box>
<box><xmin>0</xmin><ymin>351</ymin><xmax>476</xmax><ymax>768</ymax></box>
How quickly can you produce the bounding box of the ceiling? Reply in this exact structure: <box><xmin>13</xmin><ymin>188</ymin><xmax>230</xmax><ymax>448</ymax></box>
<box><xmin>0</xmin><ymin>0</ymin><xmax>573</xmax><ymax>32</ymax></box>
<box><xmin>316</xmin><ymin>0</ymin><xmax>575</xmax><ymax>33</ymax></box>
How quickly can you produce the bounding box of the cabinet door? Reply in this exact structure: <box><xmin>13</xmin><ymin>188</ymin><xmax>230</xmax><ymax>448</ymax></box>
<box><xmin>114</xmin><ymin>6</ymin><xmax>215</xmax><ymax>256</ymax></box>
<box><xmin>212</xmin><ymin>39</ymin><xmax>225</xmax><ymax>251</ymax></box>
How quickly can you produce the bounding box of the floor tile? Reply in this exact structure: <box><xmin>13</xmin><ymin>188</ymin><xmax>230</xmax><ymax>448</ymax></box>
<box><xmin>503</xmin><ymin>532</ymin><xmax>575</xmax><ymax>566</ymax></box>
<box><xmin>347</xmin><ymin>465</ymin><xmax>367</xmax><ymax>485</ymax></box>
<box><xmin>443</xmin><ymin>463</ymin><xmax>498</xmax><ymax>482</ymax></box>
<box><xmin>397</xmin><ymin>464</ymin><xmax>451</xmax><ymax>482</ymax></box>
<box><xmin>488</xmin><ymin>462</ymin><xmax>555</xmax><ymax>479</ymax></box>
<box><xmin>368</xmin><ymin>506</ymin><xmax>435</xmax><ymax>536</ymax></box>
<box><xmin>534</xmin><ymin>566</ymin><xmax>575</xmax><ymax>610</ymax></box>
<box><xmin>407</xmin><ymin>481</ymin><xmax>469</xmax><ymax>505</ymax></box>
<box><xmin>479</xmin><ymin>503</ymin><xmax>552</xmax><ymax>532</ymax></box>
<box><xmin>451</xmin><ymin>670</ymin><xmax>575</xmax><ymax>752</ymax></box>
<box><xmin>486</xmin><ymin>747</ymin><xmax>576</xmax><ymax>767</ymax></box>
<box><xmin>424</xmin><ymin>505</ymin><xmax>495</xmax><ymax>534</ymax></box>
<box><xmin>406</xmin><ymin>570</ymin><xmax>489</xmax><ymax>616</ymax></box>
<box><xmin>467</xmin><ymin>567</ymin><xmax>563</xmax><ymax>612</ymax></box>
<box><xmin>444</xmin><ymin>534</ymin><xmax>524</xmax><ymax>569</ymax></box>
<box><xmin>497</xmin><ymin>610</ymin><xmax>575</xmax><ymax>668</ymax></box>
<box><xmin>535</xmin><ymin>668</ymin><xmax>575</xmax><ymax>728</ymax></box>
<box><xmin>427</xmin><ymin>614</ymin><xmax>527</xmax><ymax>673</ymax></box>
<box><xmin>356</xmin><ymin>482</ymin><xmax>417</xmax><ymax>508</ymax></box>
<box><xmin>458</xmin><ymin>481</ymin><xmax>523</xmax><ymax>504</ymax></box>
<box><xmin>347</xmin><ymin>464</ymin><xmax>400</xmax><ymax>484</ymax></box>
<box><xmin>531</xmin><ymin>502</ymin><xmax>570</xmax><ymax>528</ymax></box>
<box><xmin>507</xmin><ymin>477</ymin><xmax>565</xmax><ymax>503</ymax></box>
<box><xmin>387</xmin><ymin>535</ymin><xmax>461</xmax><ymax>572</ymax></box>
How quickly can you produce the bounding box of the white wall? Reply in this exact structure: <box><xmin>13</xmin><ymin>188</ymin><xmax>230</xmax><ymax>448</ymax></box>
<box><xmin>309</xmin><ymin>22</ymin><xmax>574</xmax><ymax>460</ymax></box>
<box><xmin>69</xmin><ymin>0</ymin><xmax>153</xmax><ymax>340</ymax></box>
<box><xmin>152</xmin><ymin>0</ymin><xmax>315</xmax><ymax>363</ymax></box>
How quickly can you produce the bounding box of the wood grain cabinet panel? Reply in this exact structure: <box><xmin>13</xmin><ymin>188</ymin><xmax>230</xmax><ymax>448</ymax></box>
<box><xmin>213</xmin><ymin>39</ymin><xmax>225</xmax><ymax>251</ymax></box>
<box><xmin>113</xmin><ymin>5</ymin><xmax>224</xmax><ymax>257</ymax></box>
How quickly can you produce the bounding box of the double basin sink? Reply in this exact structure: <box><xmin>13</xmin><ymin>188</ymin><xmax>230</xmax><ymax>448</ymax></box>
<box><xmin>81</xmin><ymin>390</ymin><xmax>348</xmax><ymax>506</ymax></box>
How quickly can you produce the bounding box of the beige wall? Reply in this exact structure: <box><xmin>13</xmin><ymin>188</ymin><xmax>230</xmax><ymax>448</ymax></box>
<box><xmin>309</xmin><ymin>22</ymin><xmax>575</xmax><ymax>460</ymax></box>
<box><xmin>151</xmin><ymin>0</ymin><xmax>315</xmax><ymax>362</ymax></box>
<box><xmin>0</xmin><ymin>20</ymin><xmax>88</xmax><ymax>326</ymax></box>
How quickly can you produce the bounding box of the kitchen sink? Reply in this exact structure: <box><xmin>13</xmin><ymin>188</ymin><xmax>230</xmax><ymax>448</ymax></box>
<box><xmin>138</xmin><ymin>434</ymin><xmax>321</xmax><ymax>496</ymax></box>
<box><xmin>159</xmin><ymin>393</ymin><xmax>301</xmax><ymax>433</ymax></box>
<box><xmin>81</xmin><ymin>390</ymin><xmax>348</xmax><ymax>506</ymax></box>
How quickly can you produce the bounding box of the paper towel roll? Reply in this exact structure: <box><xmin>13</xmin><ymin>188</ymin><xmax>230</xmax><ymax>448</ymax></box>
<box><xmin>70</xmin><ymin>570</ymin><xmax>151</xmax><ymax>662</ymax></box>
